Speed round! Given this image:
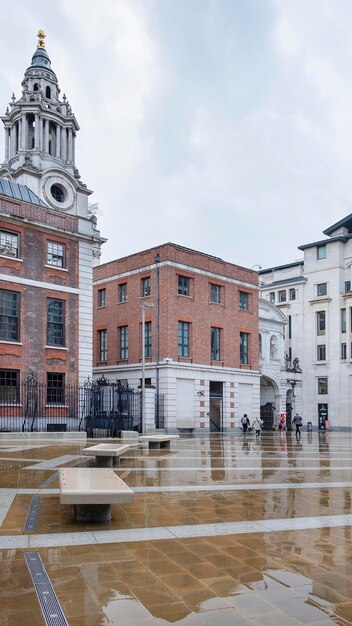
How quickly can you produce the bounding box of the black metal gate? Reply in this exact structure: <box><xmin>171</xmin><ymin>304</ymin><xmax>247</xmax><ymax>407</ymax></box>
<box><xmin>0</xmin><ymin>375</ymin><xmax>142</xmax><ymax>436</ymax></box>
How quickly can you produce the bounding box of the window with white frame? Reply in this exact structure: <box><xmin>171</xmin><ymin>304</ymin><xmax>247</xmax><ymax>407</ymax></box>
<box><xmin>47</xmin><ymin>241</ymin><xmax>65</xmax><ymax>267</ymax></box>
<box><xmin>0</xmin><ymin>230</ymin><xmax>19</xmax><ymax>258</ymax></box>
<box><xmin>317</xmin><ymin>344</ymin><xmax>326</xmax><ymax>361</ymax></box>
<box><xmin>317</xmin><ymin>245</ymin><xmax>326</xmax><ymax>260</ymax></box>
<box><xmin>316</xmin><ymin>311</ymin><xmax>326</xmax><ymax>336</ymax></box>
<box><xmin>317</xmin><ymin>283</ymin><xmax>327</xmax><ymax>297</ymax></box>
<box><xmin>278</xmin><ymin>290</ymin><xmax>286</xmax><ymax>303</ymax></box>
<box><xmin>289</xmin><ymin>288</ymin><xmax>296</xmax><ymax>301</ymax></box>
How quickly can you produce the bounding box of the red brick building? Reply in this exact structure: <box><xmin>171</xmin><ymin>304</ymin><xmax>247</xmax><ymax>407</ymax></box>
<box><xmin>93</xmin><ymin>243</ymin><xmax>260</xmax><ymax>432</ymax></box>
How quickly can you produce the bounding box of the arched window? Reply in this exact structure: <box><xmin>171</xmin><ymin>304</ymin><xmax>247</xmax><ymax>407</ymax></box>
<box><xmin>46</xmin><ymin>86</ymin><xmax>51</xmax><ymax>99</ymax></box>
<box><xmin>33</xmin><ymin>83</ymin><xmax>39</xmax><ymax>92</ymax></box>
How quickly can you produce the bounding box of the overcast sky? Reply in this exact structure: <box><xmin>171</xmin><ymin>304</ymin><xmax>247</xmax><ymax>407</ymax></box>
<box><xmin>0</xmin><ymin>0</ymin><xmax>352</xmax><ymax>269</ymax></box>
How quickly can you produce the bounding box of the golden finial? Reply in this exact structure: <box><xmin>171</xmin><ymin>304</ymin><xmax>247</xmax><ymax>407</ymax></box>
<box><xmin>37</xmin><ymin>29</ymin><xmax>46</xmax><ymax>49</ymax></box>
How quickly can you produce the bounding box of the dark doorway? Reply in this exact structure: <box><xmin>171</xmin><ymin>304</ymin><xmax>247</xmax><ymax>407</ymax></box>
<box><xmin>260</xmin><ymin>402</ymin><xmax>275</xmax><ymax>430</ymax></box>
<box><xmin>318</xmin><ymin>403</ymin><xmax>328</xmax><ymax>430</ymax></box>
<box><xmin>209</xmin><ymin>381</ymin><xmax>223</xmax><ymax>432</ymax></box>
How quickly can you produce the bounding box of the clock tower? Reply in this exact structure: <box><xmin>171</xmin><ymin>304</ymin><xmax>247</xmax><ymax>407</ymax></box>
<box><xmin>0</xmin><ymin>30</ymin><xmax>91</xmax><ymax>218</ymax></box>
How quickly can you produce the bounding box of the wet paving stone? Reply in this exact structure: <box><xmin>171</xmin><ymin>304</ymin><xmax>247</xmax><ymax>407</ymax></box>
<box><xmin>1</xmin><ymin>433</ymin><xmax>352</xmax><ymax>623</ymax></box>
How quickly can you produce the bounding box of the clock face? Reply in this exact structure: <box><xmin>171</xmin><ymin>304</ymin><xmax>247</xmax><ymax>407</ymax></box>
<box><xmin>42</xmin><ymin>175</ymin><xmax>75</xmax><ymax>211</ymax></box>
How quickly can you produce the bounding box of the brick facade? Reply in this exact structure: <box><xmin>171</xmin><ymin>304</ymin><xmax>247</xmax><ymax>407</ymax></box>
<box><xmin>0</xmin><ymin>197</ymin><xmax>79</xmax><ymax>385</ymax></box>
<box><xmin>93</xmin><ymin>243</ymin><xmax>260</xmax><ymax>432</ymax></box>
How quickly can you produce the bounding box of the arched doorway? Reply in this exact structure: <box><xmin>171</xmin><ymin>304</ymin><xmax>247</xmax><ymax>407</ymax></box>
<box><xmin>260</xmin><ymin>376</ymin><xmax>278</xmax><ymax>430</ymax></box>
<box><xmin>286</xmin><ymin>389</ymin><xmax>294</xmax><ymax>430</ymax></box>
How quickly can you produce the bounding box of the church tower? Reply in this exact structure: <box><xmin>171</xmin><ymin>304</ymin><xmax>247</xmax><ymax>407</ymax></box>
<box><xmin>0</xmin><ymin>31</ymin><xmax>104</xmax><ymax>388</ymax></box>
<box><xmin>0</xmin><ymin>29</ymin><xmax>91</xmax><ymax>218</ymax></box>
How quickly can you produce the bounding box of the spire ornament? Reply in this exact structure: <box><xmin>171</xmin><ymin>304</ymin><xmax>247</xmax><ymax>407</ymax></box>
<box><xmin>37</xmin><ymin>29</ymin><xmax>46</xmax><ymax>49</ymax></box>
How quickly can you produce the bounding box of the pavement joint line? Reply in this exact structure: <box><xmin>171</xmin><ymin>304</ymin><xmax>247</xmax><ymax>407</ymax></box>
<box><xmin>114</xmin><ymin>466</ymin><xmax>352</xmax><ymax>471</ymax></box>
<box><xmin>0</xmin><ymin>513</ymin><xmax>351</xmax><ymax>549</ymax></box>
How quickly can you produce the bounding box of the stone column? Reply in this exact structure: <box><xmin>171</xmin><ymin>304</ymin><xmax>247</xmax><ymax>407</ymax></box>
<box><xmin>5</xmin><ymin>128</ymin><xmax>9</xmax><ymax>161</ymax></box>
<box><xmin>11</xmin><ymin>124</ymin><xmax>17</xmax><ymax>157</ymax></box>
<box><xmin>56</xmin><ymin>124</ymin><xmax>61</xmax><ymax>158</ymax></box>
<box><xmin>61</xmin><ymin>126</ymin><xmax>67</xmax><ymax>161</ymax></box>
<box><xmin>34</xmin><ymin>114</ymin><xmax>40</xmax><ymax>149</ymax></box>
<box><xmin>68</xmin><ymin>128</ymin><xmax>73</xmax><ymax>162</ymax></box>
<box><xmin>44</xmin><ymin>119</ymin><xmax>49</xmax><ymax>153</ymax></box>
<box><xmin>21</xmin><ymin>113</ymin><xmax>26</xmax><ymax>151</ymax></box>
<box><xmin>72</xmin><ymin>132</ymin><xmax>75</xmax><ymax>164</ymax></box>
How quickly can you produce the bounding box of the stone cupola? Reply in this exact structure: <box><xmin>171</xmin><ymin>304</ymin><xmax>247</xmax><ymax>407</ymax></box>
<box><xmin>0</xmin><ymin>29</ymin><xmax>92</xmax><ymax>216</ymax></box>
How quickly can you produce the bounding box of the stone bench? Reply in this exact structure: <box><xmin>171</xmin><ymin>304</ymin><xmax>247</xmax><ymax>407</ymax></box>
<box><xmin>82</xmin><ymin>443</ymin><xmax>130</xmax><ymax>467</ymax></box>
<box><xmin>138</xmin><ymin>434</ymin><xmax>180</xmax><ymax>449</ymax></box>
<box><xmin>59</xmin><ymin>467</ymin><xmax>134</xmax><ymax>522</ymax></box>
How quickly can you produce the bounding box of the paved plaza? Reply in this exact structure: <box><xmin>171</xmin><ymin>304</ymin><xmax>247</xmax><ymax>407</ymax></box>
<box><xmin>1</xmin><ymin>431</ymin><xmax>352</xmax><ymax>625</ymax></box>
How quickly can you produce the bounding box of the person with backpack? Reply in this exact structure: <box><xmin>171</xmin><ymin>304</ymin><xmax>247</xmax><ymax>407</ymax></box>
<box><xmin>292</xmin><ymin>413</ymin><xmax>303</xmax><ymax>439</ymax></box>
<box><xmin>241</xmin><ymin>414</ymin><xmax>250</xmax><ymax>436</ymax></box>
<box><xmin>252</xmin><ymin>417</ymin><xmax>263</xmax><ymax>439</ymax></box>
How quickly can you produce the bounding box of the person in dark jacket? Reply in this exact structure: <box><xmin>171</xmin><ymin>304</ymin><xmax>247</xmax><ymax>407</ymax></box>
<box><xmin>292</xmin><ymin>413</ymin><xmax>303</xmax><ymax>439</ymax></box>
<box><xmin>241</xmin><ymin>414</ymin><xmax>250</xmax><ymax>436</ymax></box>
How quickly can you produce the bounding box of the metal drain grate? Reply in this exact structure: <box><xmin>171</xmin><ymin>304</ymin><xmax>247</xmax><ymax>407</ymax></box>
<box><xmin>24</xmin><ymin>552</ymin><xmax>69</xmax><ymax>626</ymax></box>
<box><xmin>24</xmin><ymin>496</ymin><xmax>41</xmax><ymax>531</ymax></box>
<box><xmin>41</xmin><ymin>472</ymin><xmax>58</xmax><ymax>488</ymax></box>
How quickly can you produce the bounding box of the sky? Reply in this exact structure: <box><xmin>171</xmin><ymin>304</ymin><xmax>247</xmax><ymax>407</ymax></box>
<box><xmin>0</xmin><ymin>0</ymin><xmax>352</xmax><ymax>269</ymax></box>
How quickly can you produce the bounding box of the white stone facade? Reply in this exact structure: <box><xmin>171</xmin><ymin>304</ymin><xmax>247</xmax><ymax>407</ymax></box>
<box><xmin>259</xmin><ymin>299</ymin><xmax>302</xmax><ymax>429</ymax></box>
<box><xmin>260</xmin><ymin>214</ymin><xmax>352</xmax><ymax>430</ymax></box>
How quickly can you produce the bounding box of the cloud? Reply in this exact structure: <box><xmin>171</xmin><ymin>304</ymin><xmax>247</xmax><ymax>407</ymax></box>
<box><xmin>1</xmin><ymin>1</ymin><xmax>352</xmax><ymax>269</ymax></box>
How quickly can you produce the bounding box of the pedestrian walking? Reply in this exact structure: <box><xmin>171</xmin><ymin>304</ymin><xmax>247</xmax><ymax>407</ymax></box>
<box><xmin>252</xmin><ymin>417</ymin><xmax>263</xmax><ymax>439</ymax></box>
<box><xmin>292</xmin><ymin>412</ymin><xmax>303</xmax><ymax>439</ymax></box>
<box><xmin>241</xmin><ymin>414</ymin><xmax>250</xmax><ymax>436</ymax></box>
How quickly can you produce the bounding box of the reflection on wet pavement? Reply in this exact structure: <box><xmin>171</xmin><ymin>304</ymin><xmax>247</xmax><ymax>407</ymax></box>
<box><xmin>1</xmin><ymin>431</ymin><xmax>352</xmax><ymax>624</ymax></box>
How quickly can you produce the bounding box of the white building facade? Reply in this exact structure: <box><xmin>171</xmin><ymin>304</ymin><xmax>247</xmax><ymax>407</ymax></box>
<box><xmin>260</xmin><ymin>214</ymin><xmax>352</xmax><ymax>430</ymax></box>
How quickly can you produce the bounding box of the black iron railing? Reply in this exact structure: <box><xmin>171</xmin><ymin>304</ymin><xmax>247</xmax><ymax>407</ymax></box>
<box><xmin>0</xmin><ymin>375</ymin><xmax>142</xmax><ymax>436</ymax></box>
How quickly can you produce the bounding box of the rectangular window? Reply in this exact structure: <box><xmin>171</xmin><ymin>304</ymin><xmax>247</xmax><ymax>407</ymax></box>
<box><xmin>47</xmin><ymin>373</ymin><xmax>65</xmax><ymax>405</ymax></box>
<box><xmin>0</xmin><ymin>369</ymin><xmax>19</xmax><ymax>403</ymax></box>
<box><xmin>318</xmin><ymin>378</ymin><xmax>328</xmax><ymax>394</ymax></box>
<box><xmin>211</xmin><ymin>327</ymin><xmax>221</xmax><ymax>361</ymax></box>
<box><xmin>119</xmin><ymin>326</ymin><xmax>128</xmax><ymax>360</ymax></box>
<box><xmin>278</xmin><ymin>290</ymin><xmax>286</xmax><ymax>303</ymax></box>
<box><xmin>317</xmin><ymin>344</ymin><xmax>326</xmax><ymax>361</ymax></box>
<box><xmin>47</xmin><ymin>241</ymin><xmax>65</xmax><ymax>268</ymax></box>
<box><xmin>345</xmin><ymin>281</ymin><xmax>351</xmax><ymax>293</ymax></box>
<box><xmin>178</xmin><ymin>321</ymin><xmax>190</xmax><ymax>357</ymax></box>
<box><xmin>239</xmin><ymin>291</ymin><xmax>249</xmax><ymax>310</ymax></box>
<box><xmin>288</xmin><ymin>315</ymin><xmax>292</xmax><ymax>339</ymax></box>
<box><xmin>240</xmin><ymin>332</ymin><xmax>249</xmax><ymax>364</ymax></box>
<box><xmin>289</xmin><ymin>288</ymin><xmax>296</xmax><ymax>301</ymax></box>
<box><xmin>47</xmin><ymin>299</ymin><xmax>65</xmax><ymax>347</ymax></box>
<box><xmin>316</xmin><ymin>311</ymin><xmax>326</xmax><ymax>336</ymax></box>
<box><xmin>0</xmin><ymin>230</ymin><xmax>19</xmax><ymax>258</ymax></box>
<box><xmin>145</xmin><ymin>321</ymin><xmax>152</xmax><ymax>358</ymax></box>
<box><xmin>0</xmin><ymin>290</ymin><xmax>19</xmax><ymax>342</ymax></box>
<box><xmin>98</xmin><ymin>329</ymin><xmax>107</xmax><ymax>361</ymax></box>
<box><xmin>210</xmin><ymin>284</ymin><xmax>221</xmax><ymax>304</ymax></box>
<box><xmin>341</xmin><ymin>308</ymin><xmax>346</xmax><ymax>333</ymax></box>
<box><xmin>341</xmin><ymin>343</ymin><xmax>347</xmax><ymax>360</ymax></box>
<box><xmin>317</xmin><ymin>244</ymin><xmax>326</xmax><ymax>260</ymax></box>
<box><xmin>141</xmin><ymin>277</ymin><xmax>150</xmax><ymax>297</ymax></box>
<box><xmin>98</xmin><ymin>288</ymin><xmax>106</xmax><ymax>307</ymax></box>
<box><xmin>118</xmin><ymin>283</ymin><xmax>127</xmax><ymax>303</ymax></box>
<box><xmin>317</xmin><ymin>283</ymin><xmax>327</xmax><ymax>297</ymax></box>
<box><xmin>269</xmin><ymin>292</ymin><xmax>275</xmax><ymax>304</ymax></box>
<box><xmin>178</xmin><ymin>275</ymin><xmax>190</xmax><ymax>296</ymax></box>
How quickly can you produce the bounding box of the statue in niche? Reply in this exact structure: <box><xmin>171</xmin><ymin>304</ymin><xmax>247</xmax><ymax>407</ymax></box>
<box><xmin>270</xmin><ymin>335</ymin><xmax>277</xmax><ymax>358</ymax></box>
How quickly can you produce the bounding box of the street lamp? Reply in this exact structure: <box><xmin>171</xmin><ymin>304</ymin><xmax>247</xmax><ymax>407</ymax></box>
<box><xmin>141</xmin><ymin>302</ymin><xmax>154</xmax><ymax>434</ymax></box>
<box><xmin>154</xmin><ymin>253</ymin><xmax>160</xmax><ymax>428</ymax></box>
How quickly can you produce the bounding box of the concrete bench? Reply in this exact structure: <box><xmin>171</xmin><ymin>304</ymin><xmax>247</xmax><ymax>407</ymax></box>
<box><xmin>82</xmin><ymin>443</ymin><xmax>130</xmax><ymax>467</ymax></box>
<box><xmin>59</xmin><ymin>467</ymin><xmax>134</xmax><ymax>522</ymax></box>
<box><xmin>138</xmin><ymin>434</ymin><xmax>180</xmax><ymax>449</ymax></box>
